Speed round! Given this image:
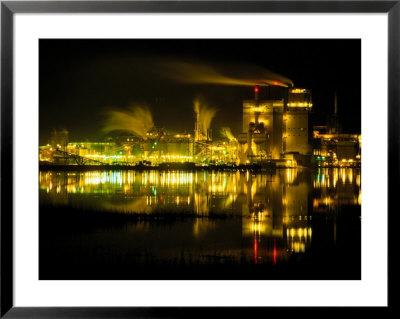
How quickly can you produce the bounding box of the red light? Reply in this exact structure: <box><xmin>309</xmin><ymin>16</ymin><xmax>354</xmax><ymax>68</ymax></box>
<box><xmin>273</xmin><ymin>81</ymin><xmax>279</xmax><ymax>86</ymax></box>
<box><xmin>254</xmin><ymin>86</ymin><xmax>259</xmax><ymax>93</ymax></box>
<box><xmin>254</xmin><ymin>239</ymin><xmax>258</xmax><ymax>264</ymax></box>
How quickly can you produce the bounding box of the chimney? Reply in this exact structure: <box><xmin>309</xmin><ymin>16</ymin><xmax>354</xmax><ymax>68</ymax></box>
<box><xmin>334</xmin><ymin>93</ymin><xmax>338</xmax><ymax>116</ymax></box>
<box><xmin>254</xmin><ymin>85</ymin><xmax>260</xmax><ymax>101</ymax></box>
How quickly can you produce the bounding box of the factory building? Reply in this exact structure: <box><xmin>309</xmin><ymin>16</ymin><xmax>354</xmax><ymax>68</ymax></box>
<box><xmin>39</xmin><ymin>88</ymin><xmax>360</xmax><ymax>168</ymax></box>
<box><xmin>312</xmin><ymin>95</ymin><xmax>361</xmax><ymax>167</ymax></box>
<box><xmin>313</xmin><ymin>128</ymin><xmax>361</xmax><ymax>166</ymax></box>
<box><xmin>49</xmin><ymin>128</ymin><xmax>69</xmax><ymax>151</ymax></box>
<box><xmin>285</xmin><ymin>88</ymin><xmax>312</xmax><ymax>155</ymax></box>
<box><xmin>238</xmin><ymin>86</ymin><xmax>312</xmax><ymax>165</ymax></box>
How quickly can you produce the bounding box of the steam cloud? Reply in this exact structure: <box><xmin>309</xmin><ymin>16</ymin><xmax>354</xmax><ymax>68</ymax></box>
<box><xmin>220</xmin><ymin>127</ymin><xmax>236</xmax><ymax>142</ymax></box>
<box><xmin>157</xmin><ymin>59</ymin><xmax>293</xmax><ymax>87</ymax></box>
<box><xmin>103</xmin><ymin>105</ymin><xmax>154</xmax><ymax>139</ymax></box>
<box><xmin>193</xmin><ymin>97</ymin><xmax>217</xmax><ymax>135</ymax></box>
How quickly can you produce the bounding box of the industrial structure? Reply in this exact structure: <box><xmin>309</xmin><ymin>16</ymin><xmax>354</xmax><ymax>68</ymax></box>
<box><xmin>238</xmin><ymin>86</ymin><xmax>312</xmax><ymax>167</ymax></box>
<box><xmin>39</xmin><ymin>86</ymin><xmax>360</xmax><ymax>168</ymax></box>
<box><xmin>312</xmin><ymin>94</ymin><xmax>361</xmax><ymax>167</ymax></box>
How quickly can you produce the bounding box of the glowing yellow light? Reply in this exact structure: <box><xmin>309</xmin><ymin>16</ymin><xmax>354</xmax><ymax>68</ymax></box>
<box><xmin>292</xmin><ymin>88</ymin><xmax>306</xmax><ymax>93</ymax></box>
<box><xmin>298</xmin><ymin>228</ymin><xmax>303</xmax><ymax>237</ymax></box>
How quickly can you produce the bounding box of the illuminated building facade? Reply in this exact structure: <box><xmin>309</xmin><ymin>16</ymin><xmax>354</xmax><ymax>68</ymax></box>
<box><xmin>285</xmin><ymin>88</ymin><xmax>312</xmax><ymax>155</ymax></box>
<box><xmin>239</xmin><ymin>86</ymin><xmax>312</xmax><ymax>165</ymax></box>
<box><xmin>313</xmin><ymin>129</ymin><xmax>361</xmax><ymax>166</ymax></box>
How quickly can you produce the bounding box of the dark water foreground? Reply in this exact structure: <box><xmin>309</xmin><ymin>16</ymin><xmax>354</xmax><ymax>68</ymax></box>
<box><xmin>39</xmin><ymin>168</ymin><xmax>361</xmax><ymax>280</ymax></box>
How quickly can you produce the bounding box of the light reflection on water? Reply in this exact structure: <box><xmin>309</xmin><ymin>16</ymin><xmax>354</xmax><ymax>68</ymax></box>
<box><xmin>40</xmin><ymin>168</ymin><xmax>360</xmax><ymax>212</ymax></box>
<box><xmin>39</xmin><ymin>168</ymin><xmax>361</xmax><ymax>269</ymax></box>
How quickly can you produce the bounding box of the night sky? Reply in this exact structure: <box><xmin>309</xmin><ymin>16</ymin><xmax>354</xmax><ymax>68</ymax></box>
<box><xmin>39</xmin><ymin>39</ymin><xmax>361</xmax><ymax>145</ymax></box>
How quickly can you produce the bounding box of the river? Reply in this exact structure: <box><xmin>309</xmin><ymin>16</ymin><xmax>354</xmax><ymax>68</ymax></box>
<box><xmin>39</xmin><ymin>168</ymin><xmax>361</xmax><ymax>280</ymax></box>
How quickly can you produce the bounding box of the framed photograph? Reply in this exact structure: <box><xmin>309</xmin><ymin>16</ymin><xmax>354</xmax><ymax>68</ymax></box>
<box><xmin>1</xmin><ymin>0</ymin><xmax>396</xmax><ymax>317</ymax></box>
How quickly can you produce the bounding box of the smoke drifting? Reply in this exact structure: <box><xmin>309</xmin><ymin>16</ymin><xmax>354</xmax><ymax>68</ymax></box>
<box><xmin>103</xmin><ymin>105</ymin><xmax>154</xmax><ymax>139</ymax></box>
<box><xmin>157</xmin><ymin>59</ymin><xmax>293</xmax><ymax>88</ymax></box>
<box><xmin>193</xmin><ymin>97</ymin><xmax>217</xmax><ymax>134</ymax></box>
<box><xmin>220</xmin><ymin>127</ymin><xmax>236</xmax><ymax>141</ymax></box>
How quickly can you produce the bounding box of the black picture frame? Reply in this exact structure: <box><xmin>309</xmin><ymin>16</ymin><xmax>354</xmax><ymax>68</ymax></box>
<box><xmin>1</xmin><ymin>1</ymin><xmax>396</xmax><ymax>317</ymax></box>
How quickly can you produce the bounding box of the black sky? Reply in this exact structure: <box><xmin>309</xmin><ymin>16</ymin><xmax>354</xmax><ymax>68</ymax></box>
<box><xmin>39</xmin><ymin>39</ymin><xmax>361</xmax><ymax>144</ymax></box>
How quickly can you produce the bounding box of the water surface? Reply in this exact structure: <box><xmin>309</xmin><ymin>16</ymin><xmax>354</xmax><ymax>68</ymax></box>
<box><xmin>39</xmin><ymin>168</ymin><xmax>361</xmax><ymax>280</ymax></box>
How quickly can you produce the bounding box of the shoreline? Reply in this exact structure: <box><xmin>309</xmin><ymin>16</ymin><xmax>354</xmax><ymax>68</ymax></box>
<box><xmin>39</xmin><ymin>163</ymin><xmax>360</xmax><ymax>172</ymax></box>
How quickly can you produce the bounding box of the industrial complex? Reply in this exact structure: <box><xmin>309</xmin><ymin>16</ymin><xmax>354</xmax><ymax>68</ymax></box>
<box><xmin>39</xmin><ymin>86</ymin><xmax>361</xmax><ymax>168</ymax></box>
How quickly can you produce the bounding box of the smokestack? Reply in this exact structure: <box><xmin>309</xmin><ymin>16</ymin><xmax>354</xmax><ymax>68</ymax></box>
<box><xmin>334</xmin><ymin>93</ymin><xmax>338</xmax><ymax>116</ymax></box>
<box><xmin>254</xmin><ymin>85</ymin><xmax>260</xmax><ymax>101</ymax></box>
<box><xmin>254</xmin><ymin>86</ymin><xmax>260</xmax><ymax>124</ymax></box>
